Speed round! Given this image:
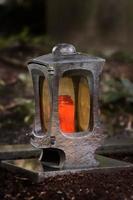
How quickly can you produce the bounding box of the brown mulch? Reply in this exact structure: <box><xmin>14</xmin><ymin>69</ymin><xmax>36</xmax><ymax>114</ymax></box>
<box><xmin>0</xmin><ymin>60</ymin><xmax>20</xmax><ymax>84</ymax></box>
<box><xmin>0</xmin><ymin>168</ymin><xmax>133</xmax><ymax>200</ymax></box>
<box><xmin>105</xmin><ymin>61</ymin><xmax>133</xmax><ymax>81</ymax></box>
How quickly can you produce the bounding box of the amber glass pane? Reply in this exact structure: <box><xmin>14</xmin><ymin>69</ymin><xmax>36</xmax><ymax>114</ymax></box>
<box><xmin>58</xmin><ymin>75</ymin><xmax>91</xmax><ymax>135</ymax></box>
<box><xmin>40</xmin><ymin>78</ymin><xmax>51</xmax><ymax>132</ymax></box>
<box><xmin>58</xmin><ymin>77</ymin><xmax>75</xmax><ymax>133</ymax></box>
<box><xmin>78</xmin><ymin>77</ymin><xmax>90</xmax><ymax>131</ymax></box>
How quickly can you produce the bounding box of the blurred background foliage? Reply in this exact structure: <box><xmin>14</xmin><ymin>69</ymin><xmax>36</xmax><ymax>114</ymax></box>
<box><xmin>0</xmin><ymin>0</ymin><xmax>133</xmax><ymax>144</ymax></box>
<box><xmin>0</xmin><ymin>0</ymin><xmax>133</xmax><ymax>50</ymax></box>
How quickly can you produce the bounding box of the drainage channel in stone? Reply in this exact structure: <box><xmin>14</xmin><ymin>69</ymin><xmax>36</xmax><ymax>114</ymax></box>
<box><xmin>40</xmin><ymin>148</ymin><xmax>66</xmax><ymax>169</ymax></box>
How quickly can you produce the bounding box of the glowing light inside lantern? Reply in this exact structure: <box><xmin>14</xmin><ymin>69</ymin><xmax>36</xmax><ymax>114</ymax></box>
<box><xmin>58</xmin><ymin>75</ymin><xmax>91</xmax><ymax>134</ymax></box>
<box><xmin>58</xmin><ymin>95</ymin><xmax>75</xmax><ymax>133</ymax></box>
<box><xmin>40</xmin><ymin>75</ymin><xmax>92</xmax><ymax>135</ymax></box>
<box><xmin>58</xmin><ymin>77</ymin><xmax>75</xmax><ymax>134</ymax></box>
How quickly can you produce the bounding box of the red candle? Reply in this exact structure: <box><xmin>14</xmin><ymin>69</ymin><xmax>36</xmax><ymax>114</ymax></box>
<box><xmin>58</xmin><ymin>95</ymin><xmax>75</xmax><ymax>133</ymax></box>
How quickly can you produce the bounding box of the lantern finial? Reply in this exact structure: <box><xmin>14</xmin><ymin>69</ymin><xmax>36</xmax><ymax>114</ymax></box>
<box><xmin>52</xmin><ymin>43</ymin><xmax>76</xmax><ymax>56</ymax></box>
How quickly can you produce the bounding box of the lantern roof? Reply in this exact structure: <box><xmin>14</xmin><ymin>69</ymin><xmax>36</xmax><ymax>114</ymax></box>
<box><xmin>28</xmin><ymin>43</ymin><xmax>105</xmax><ymax>66</ymax></box>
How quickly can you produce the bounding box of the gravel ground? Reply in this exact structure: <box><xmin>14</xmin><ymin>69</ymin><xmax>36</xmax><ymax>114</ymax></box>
<box><xmin>0</xmin><ymin>167</ymin><xmax>133</xmax><ymax>200</ymax></box>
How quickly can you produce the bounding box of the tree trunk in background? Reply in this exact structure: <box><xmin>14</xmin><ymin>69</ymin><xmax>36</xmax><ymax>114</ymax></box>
<box><xmin>46</xmin><ymin>0</ymin><xmax>92</xmax><ymax>40</ymax></box>
<box><xmin>46</xmin><ymin>0</ymin><xmax>133</xmax><ymax>49</ymax></box>
<box><xmin>125</xmin><ymin>0</ymin><xmax>133</xmax><ymax>48</ymax></box>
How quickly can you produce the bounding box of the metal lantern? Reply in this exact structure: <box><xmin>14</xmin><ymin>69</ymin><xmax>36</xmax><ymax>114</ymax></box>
<box><xmin>28</xmin><ymin>43</ymin><xmax>105</xmax><ymax>169</ymax></box>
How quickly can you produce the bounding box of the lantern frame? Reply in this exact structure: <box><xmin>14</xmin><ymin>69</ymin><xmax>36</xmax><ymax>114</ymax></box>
<box><xmin>28</xmin><ymin>43</ymin><xmax>105</xmax><ymax>168</ymax></box>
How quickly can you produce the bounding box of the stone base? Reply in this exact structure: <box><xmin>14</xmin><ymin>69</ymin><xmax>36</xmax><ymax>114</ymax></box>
<box><xmin>1</xmin><ymin>155</ymin><xmax>133</xmax><ymax>183</ymax></box>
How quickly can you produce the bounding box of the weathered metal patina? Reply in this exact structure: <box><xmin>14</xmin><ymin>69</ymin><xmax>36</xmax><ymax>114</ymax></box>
<box><xmin>1</xmin><ymin>44</ymin><xmax>133</xmax><ymax>183</ymax></box>
<box><xmin>28</xmin><ymin>43</ymin><xmax>105</xmax><ymax>169</ymax></box>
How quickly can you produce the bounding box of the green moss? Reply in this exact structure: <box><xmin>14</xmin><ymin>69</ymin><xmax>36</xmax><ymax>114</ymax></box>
<box><xmin>0</xmin><ymin>28</ymin><xmax>55</xmax><ymax>49</ymax></box>
<box><xmin>110</xmin><ymin>51</ymin><xmax>133</xmax><ymax>63</ymax></box>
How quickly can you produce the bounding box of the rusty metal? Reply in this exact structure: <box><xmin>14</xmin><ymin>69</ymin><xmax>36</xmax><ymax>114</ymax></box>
<box><xmin>28</xmin><ymin>43</ymin><xmax>105</xmax><ymax>169</ymax></box>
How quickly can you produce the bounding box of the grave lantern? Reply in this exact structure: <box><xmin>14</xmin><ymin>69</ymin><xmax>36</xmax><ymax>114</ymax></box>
<box><xmin>28</xmin><ymin>43</ymin><xmax>105</xmax><ymax>169</ymax></box>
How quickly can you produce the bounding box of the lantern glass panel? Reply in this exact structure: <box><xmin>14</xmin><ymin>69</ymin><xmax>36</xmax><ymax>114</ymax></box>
<box><xmin>58</xmin><ymin>72</ymin><xmax>92</xmax><ymax>135</ymax></box>
<box><xmin>78</xmin><ymin>77</ymin><xmax>90</xmax><ymax>131</ymax></box>
<box><xmin>40</xmin><ymin>77</ymin><xmax>51</xmax><ymax>132</ymax></box>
